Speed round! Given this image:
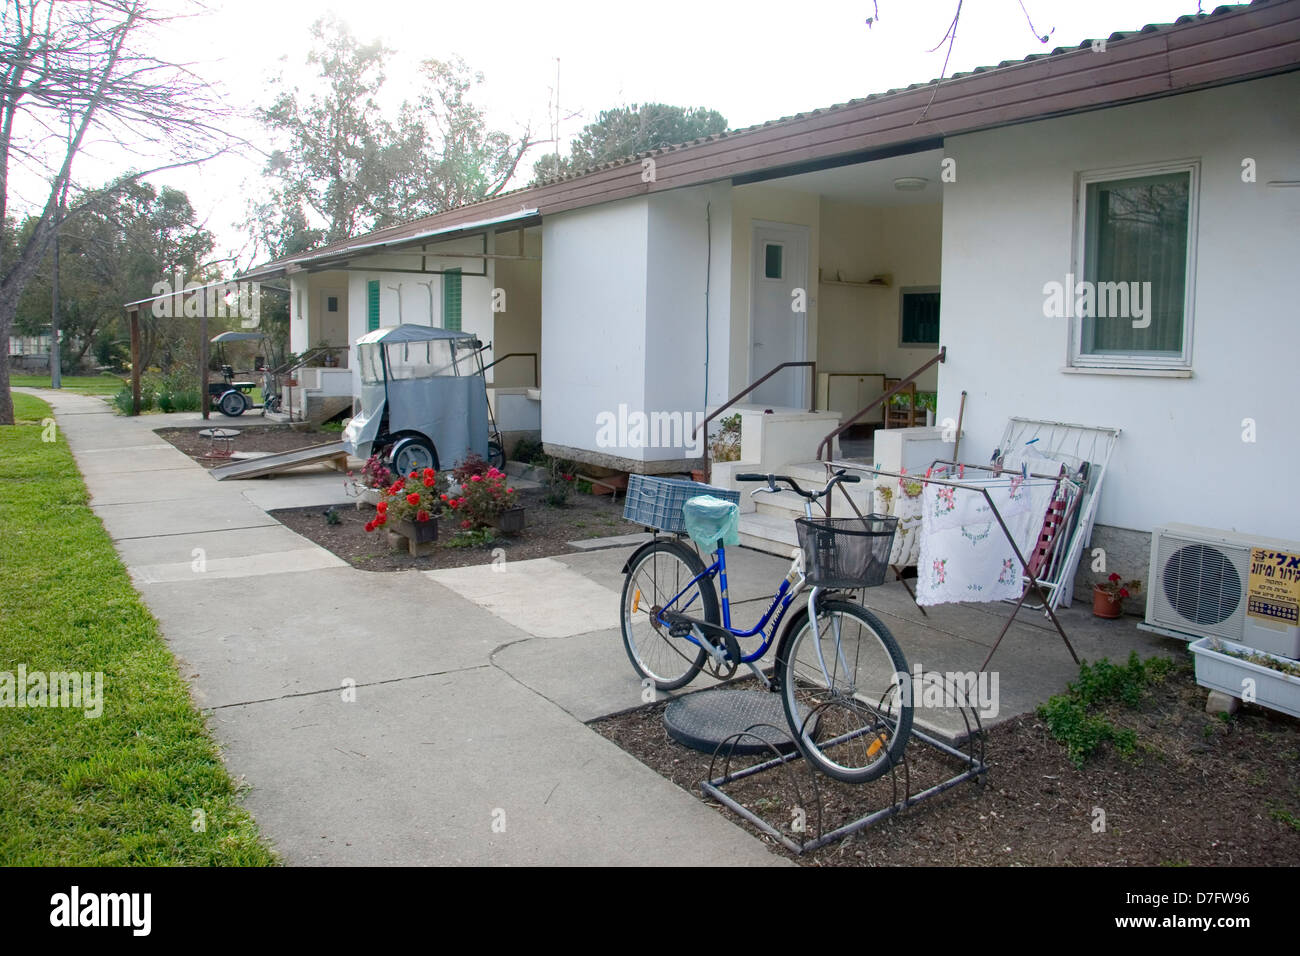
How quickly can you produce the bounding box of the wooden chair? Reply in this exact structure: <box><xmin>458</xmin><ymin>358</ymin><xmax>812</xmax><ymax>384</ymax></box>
<box><xmin>883</xmin><ymin>378</ymin><xmax>918</xmax><ymax>428</ymax></box>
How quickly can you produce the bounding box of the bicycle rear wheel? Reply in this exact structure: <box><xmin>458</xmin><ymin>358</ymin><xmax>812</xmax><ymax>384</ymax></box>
<box><xmin>776</xmin><ymin>598</ymin><xmax>911</xmax><ymax>783</ymax></box>
<box><xmin>620</xmin><ymin>539</ymin><xmax>716</xmax><ymax>690</ymax></box>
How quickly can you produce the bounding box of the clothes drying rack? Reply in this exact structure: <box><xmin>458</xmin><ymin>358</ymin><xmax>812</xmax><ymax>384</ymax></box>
<box><xmin>824</xmin><ymin>459</ymin><xmax>1081</xmax><ymax>671</ymax></box>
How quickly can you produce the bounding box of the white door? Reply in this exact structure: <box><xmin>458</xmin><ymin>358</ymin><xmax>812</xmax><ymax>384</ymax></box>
<box><xmin>319</xmin><ymin>289</ymin><xmax>347</xmax><ymax>346</ymax></box>
<box><xmin>750</xmin><ymin>222</ymin><xmax>809</xmax><ymax>408</ymax></box>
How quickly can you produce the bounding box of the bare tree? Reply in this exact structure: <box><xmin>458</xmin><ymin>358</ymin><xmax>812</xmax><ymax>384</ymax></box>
<box><xmin>0</xmin><ymin>0</ymin><xmax>229</xmax><ymax>423</ymax></box>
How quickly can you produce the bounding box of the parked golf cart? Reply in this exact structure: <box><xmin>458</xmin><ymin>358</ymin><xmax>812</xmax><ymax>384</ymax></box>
<box><xmin>342</xmin><ymin>324</ymin><xmax>505</xmax><ymax>476</ymax></box>
<box><xmin>209</xmin><ymin>331</ymin><xmax>283</xmax><ymax>417</ymax></box>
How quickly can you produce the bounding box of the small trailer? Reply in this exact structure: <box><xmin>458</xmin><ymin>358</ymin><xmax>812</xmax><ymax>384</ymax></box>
<box><xmin>342</xmin><ymin>324</ymin><xmax>504</xmax><ymax>475</ymax></box>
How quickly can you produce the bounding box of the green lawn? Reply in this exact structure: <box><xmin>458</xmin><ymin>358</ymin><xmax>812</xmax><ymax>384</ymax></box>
<box><xmin>0</xmin><ymin>395</ymin><xmax>276</xmax><ymax>865</ymax></box>
<box><xmin>10</xmin><ymin>372</ymin><xmax>126</xmax><ymax>395</ymax></box>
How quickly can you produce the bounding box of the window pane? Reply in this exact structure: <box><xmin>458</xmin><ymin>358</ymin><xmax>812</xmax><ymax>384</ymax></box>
<box><xmin>443</xmin><ymin>269</ymin><xmax>462</xmax><ymax>332</ymax></box>
<box><xmin>1082</xmin><ymin>172</ymin><xmax>1188</xmax><ymax>355</ymax></box>
<box><xmin>901</xmin><ymin>290</ymin><xmax>941</xmax><ymax>345</ymax></box>
<box><xmin>764</xmin><ymin>243</ymin><xmax>783</xmax><ymax>279</ymax></box>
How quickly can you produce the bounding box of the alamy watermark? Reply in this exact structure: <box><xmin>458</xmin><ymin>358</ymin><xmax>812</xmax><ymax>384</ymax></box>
<box><xmin>1042</xmin><ymin>273</ymin><xmax>1152</xmax><ymax>328</ymax></box>
<box><xmin>0</xmin><ymin>665</ymin><xmax>103</xmax><ymax>718</ymax></box>
<box><xmin>894</xmin><ymin>664</ymin><xmax>999</xmax><ymax>719</ymax></box>
<box><xmin>595</xmin><ymin>404</ymin><xmax>706</xmax><ymax>457</ymax></box>
<box><xmin>150</xmin><ymin>266</ymin><xmax>261</xmax><ymax>327</ymax></box>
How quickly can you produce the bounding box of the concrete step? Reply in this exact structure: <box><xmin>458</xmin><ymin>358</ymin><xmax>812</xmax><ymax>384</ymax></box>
<box><xmin>738</xmin><ymin>511</ymin><xmax>800</xmax><ymax>558</ymax></box>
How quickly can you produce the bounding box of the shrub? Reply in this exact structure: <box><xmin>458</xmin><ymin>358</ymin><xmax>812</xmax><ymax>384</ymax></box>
<box><xmin>512</xmin><ymin>437</ymin><xmax>545</xmax><ymax>465</ymax></box>
<box><xmin>111</xmin><ymin>387</ymin><xmax>155</xmax><ymax>414</ymax></box>
<box><xmin>452</xmin><ymin>451</ymin><xmax>490</xmax><ymax>485</ymax></box>
<box><xmin>445</xmin><ymin>466</ymin><xmax>517</xmax><ymax>530</ymax></box>
<box><xmin>543</xmin><ymin>457</ymin><xmax>578</xmax><ymax>506</ymax></box>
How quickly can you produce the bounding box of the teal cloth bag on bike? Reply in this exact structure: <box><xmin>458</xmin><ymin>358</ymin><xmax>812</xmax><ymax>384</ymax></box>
<box><xmin>682</xmin><ymin>495</ymin><xmax>740</xmax><ymax>550</ymax></box>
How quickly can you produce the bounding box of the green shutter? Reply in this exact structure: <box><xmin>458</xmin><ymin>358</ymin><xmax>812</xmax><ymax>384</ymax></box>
<box><xmin>367</xmin><ymin>280</ymin><xmax>380</xmax><ymax>331</ymax></box>
<box><xmin>442</xmin><ymin>269</ymin><xmax>462</xmax><ymax>332</ymax></box>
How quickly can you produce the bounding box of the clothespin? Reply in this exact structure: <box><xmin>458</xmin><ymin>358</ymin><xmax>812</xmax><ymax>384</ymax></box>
<box><xmin>958</xmin><ymin>463</ymin><xmax>964</xmax><ymax>479</ymax></box>
<box><xmin>1021</xmin><ymin>461</ymin><xmax>1028</xmax><ymax>479</ymax></box>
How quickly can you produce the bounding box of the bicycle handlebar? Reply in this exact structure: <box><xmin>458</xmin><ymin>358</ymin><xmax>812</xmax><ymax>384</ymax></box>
<box><xmin>734</xmin><ymin>470</ymin><xmax>860</xmax><ymax>500</ymax></box>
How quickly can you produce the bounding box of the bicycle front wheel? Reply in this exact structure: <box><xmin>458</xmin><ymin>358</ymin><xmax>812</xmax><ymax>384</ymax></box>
<box><xmin>776</xmin><ymin>598</ymin><xmax>912</xmax><ymax>783</ymax></box>
<box><xmin>620</xmin><ymin>540</ymin><xmax>716</xmax><ymax>690</ymax></box>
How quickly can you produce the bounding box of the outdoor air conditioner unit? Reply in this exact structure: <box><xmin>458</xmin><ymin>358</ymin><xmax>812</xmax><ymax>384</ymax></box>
<box><xmin>1141</xmin><ymin>523</ymin><xmax>1300</xmax><ymax>659</ymax></box>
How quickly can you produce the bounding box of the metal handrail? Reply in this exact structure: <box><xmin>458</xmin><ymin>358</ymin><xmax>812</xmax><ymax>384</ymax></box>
<box><xmin>481</xmin><ymin>351</ymin><xmax>539</xmax><ymax>388</ymax></box>
<box><xmin>274</xmin><ymin>345</ymin><xmax>348</xmax><ymax>377</ymax></box>
<box><xmin>692</xmin><ymin>361</ymin><xmax>817</xmax><ymax>437</ymax></box>
<box><xmin>815</xmin><ymin>347</ymin><xmax>945</xmax><ymax>461</ymax></box>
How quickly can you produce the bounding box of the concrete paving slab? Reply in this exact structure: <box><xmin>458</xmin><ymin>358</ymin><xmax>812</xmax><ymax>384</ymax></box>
<box><xmin>552</xmin><ymin>543</ymin><xmax>793</xmax><ymax>606</ymax></box>
<box><xmin>73</xmin><ymin>447</ymin><xmax>208</xmax><ymax>476</ymax></box>
<box><xmin>94</xmin><ymin>495</ymin><xmax>278</xmax><ymax>540</ymax></box>
<box><xmin>110</xmin><ymin>522</ymin><xmax>317</xmax><ymax>567</ymax></box>
<box><xmin>425</xmin><ymin>558</ymin><xmax>622</xmax><ymax>638</ymax></box>
<box><xmin>137</xmin><ymin>567</ymin><xmax>515</xmax><ymax>709</ymax></box>
<box><xmin>210</xmin><ymin>666</ymin><xmax>787</xmax><ymax>866</ymax></box>
<box><xmin>130</xmin><ymin>547</ymin><xmax>345</xmax><ymax>585</ymax></box>
<box><xmin>238</xmin><ymin>473</ymin><xmax>357</xmax><ymax>511</ymax></box>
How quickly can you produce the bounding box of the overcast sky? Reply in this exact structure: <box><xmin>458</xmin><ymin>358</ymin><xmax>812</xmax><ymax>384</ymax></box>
<box><xmin>37</xmin><ymin>0</ymin><xmax>1212</xmax><ymax>264</ymax></box>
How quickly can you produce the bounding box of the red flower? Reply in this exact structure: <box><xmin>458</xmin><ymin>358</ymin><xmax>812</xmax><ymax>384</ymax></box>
<box><xmin>406</xmin><ymin>492</ymin><xmax>421</xmax><ymax>506</ymax></box>
<box><xmin>409</xmin><ymin>470</ymin><xmax>417</xmax><ymax>479</ymax></box>
<box><xmin>364</xmin><ymin>521</ymin><xmax>375</xmax><ymax>532</ymax></box>
<box><xmin>507</xmin><ymin>487</ymin><xmax>514</xmax><ymax>494</ymax></box>
<box><xmin>1118</xmin><ymin>588</ymin><xmax>1130</xmax><ymax>599</ymax></box>
<box><xmin>388</xmin><ymin>481</ymin><xmax>404</xmax><ymax>496</ymax></box>
<box><xmin>376</xmin><ymin>501</ymin><xmax>387</xmax><ymax>514</ymax></box>
<box><xmin>1108</xmin><ymin>572</ymin><xmax>1121</xmax><ymax>583</ymax></box>
<box><xmin>563</xmin><ymin>474</ymin><xmax>574</xmax><ymax>482</ymax></box>
<box><xmin>375</xmin><ymin>514</ymin><xmax>387</xmax><ymax>526</ymax></box>
<box><xmin>416</xmin><ymin>509</ymin><xmax>430</xmax><ymax>522</ymax></box>
<box><xmin>423</xmin><ymin>477</ymin><xmax>435</xmax><ymax>488</ymax></box>
<box><xmin>470</xmin><ymin>474</ymin><xmax>482</xmax><ymax>483</ymax></box>
<box><xmin>460</xmin><ymin>519</ymin><xmax>472</xmax><ymax>530</ymax></box>
<box><xmin>440</xmin><ymin>494</ymin><xmax>449</xmax><ymax>502</ymax></box>
<box><xmin>422</xmin><ymin>467</ymin><xmax>435</xmax><ymax>479</ymax></box>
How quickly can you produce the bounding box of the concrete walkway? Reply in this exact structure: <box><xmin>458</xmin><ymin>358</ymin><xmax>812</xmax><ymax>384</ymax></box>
<box><xmin>25</xmin><ymin>389</ymin><xmax>785</xmax><ymax>866</ymax></box>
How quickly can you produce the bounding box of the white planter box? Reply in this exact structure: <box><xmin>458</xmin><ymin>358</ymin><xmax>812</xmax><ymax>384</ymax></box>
<box><xmin>1189</xmin><ymin>636</ymin><xmax>1300</xmax><ymax>719</ymax></box>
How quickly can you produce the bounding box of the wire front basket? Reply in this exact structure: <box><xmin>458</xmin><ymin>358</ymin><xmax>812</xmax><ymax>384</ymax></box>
<box><xmin>796</xmin><ymin>515</ymin><xmax>898</xmax><ymax>589</ymax></box>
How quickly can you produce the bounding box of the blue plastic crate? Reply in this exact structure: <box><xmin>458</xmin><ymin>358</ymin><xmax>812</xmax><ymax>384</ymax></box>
<box><xmin>623</xmin><ymin>474</ymin><xmax>740</xmax><ymax>534</ymax></box>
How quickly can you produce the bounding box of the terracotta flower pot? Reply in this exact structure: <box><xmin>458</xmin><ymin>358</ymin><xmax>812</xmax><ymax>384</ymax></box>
<box><xmin>1092</xmin><ymin>584</ymin><xmax>1123</xmax><ymax>619</ymax></box>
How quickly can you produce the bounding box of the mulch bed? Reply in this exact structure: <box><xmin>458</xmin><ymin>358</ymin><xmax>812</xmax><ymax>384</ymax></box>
<box><xmin>270</xmin><ymin>486</ymin><xmax>643</xmax><ymax>571</ymax></box>
<box><xmin>590</xmin><ymin>663</ymin><xmax>1300</xmax><ymax>866</ymax></box>
<box><xmin>156</xmin><ymin>424</ymin><xmax>339</xmax><ymax>468</ymax></box>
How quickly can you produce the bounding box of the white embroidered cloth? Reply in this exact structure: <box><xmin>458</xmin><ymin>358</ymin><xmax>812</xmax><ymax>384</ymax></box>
<box><xmin>916</xmin><ymin>475</ymin><xmax>1056</xmax><ymax>606</ymax></box>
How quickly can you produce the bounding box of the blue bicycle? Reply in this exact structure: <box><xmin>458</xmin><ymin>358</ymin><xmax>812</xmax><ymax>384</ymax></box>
<box><xmin>620</xmin><ymin>470</ymin><xmax>912</xmax><ymax>783</ymax></box>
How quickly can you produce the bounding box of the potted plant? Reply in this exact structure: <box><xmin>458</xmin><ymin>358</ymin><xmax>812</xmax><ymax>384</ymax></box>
<box><xmin>1093</xmin><ymin>572</ymin><xmax>1141</xmax><ymax>618</ymax></box>
<box><xmin>1189</xmin><ymin>636</ymin><xmax>1300</xmax><ymax>718</ymax></box>
<box><xmin>446</xmin><ymin>465</ymin><xmax>522</xmax><ymax>534</ymax></box>
<box><xmin>368</xmin><ymin>467</ymin><xmax>447</xmax><ymax>555</ymax></box>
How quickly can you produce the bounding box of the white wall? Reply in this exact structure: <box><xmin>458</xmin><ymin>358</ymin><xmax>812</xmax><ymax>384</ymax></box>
<box><xmin>541</xmin><ymin>197</ymin><xmax>650</xmax><ymax>456</ymax></box>
<box><xmin>939</xmin><ymin>72</ymin><xmax>1300</xmax><ymax>538</ymax></box>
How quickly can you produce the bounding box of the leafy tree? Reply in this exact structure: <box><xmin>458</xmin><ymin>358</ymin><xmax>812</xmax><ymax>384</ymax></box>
<box><xmin>15</xmin><ymin>182</ymin><xmax>216</xmax><ymax>372</ymax></box>
<box><xmin>250</xmin><ymin>19</ymin><xmax>535</xmax><ymax>258</ymax></box>
<box><xmin>532</xmin><ymin>104</ymin><xmax>728</xmax><ymax>183</ymax></box>
<box><xmin>0</xmin><ymin>0</ymin><xmax>228</xmax><ymax>423</ymax></box>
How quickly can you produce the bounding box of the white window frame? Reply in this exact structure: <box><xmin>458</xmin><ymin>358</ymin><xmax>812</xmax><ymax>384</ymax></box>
<box><xmin>1069</xmin><ymin>159</ymin><xmax>1199</xmax><ymax>371</ymax></box>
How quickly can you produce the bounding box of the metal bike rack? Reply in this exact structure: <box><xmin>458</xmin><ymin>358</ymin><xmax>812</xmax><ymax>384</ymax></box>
<box><xmin>699</xmin><ymin>673</ymin><xmax>989</xmax><ymax>855</ymax></box>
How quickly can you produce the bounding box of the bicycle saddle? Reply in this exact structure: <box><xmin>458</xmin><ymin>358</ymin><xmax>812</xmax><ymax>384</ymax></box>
<box><xmin>681</xmin><ymin>495</ymin><xmax>740</xmax><ymax>549</ymax></box>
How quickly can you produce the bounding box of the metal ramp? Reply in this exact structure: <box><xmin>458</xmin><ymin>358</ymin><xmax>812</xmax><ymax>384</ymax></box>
<box><xmin>210</xmin><ymin>441</ymin><xmax>349</xmax><ymax>481</ymax></box>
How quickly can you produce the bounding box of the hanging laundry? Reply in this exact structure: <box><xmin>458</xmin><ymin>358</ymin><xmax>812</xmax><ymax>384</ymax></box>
<box><xmin>916</xmin><ymin>474</ymin><xmax>1056</xmax><ymax>606</ymax></box>
<box><xmin>873</xmin><ymin>473</ymin><xmax>925</xmax><ymax>566</ymax></box>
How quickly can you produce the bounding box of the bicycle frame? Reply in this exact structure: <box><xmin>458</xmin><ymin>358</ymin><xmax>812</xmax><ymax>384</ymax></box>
<box><xmin>654</xmin><ymin>541</ymin><xmax>803</xmax><ymax>665</ymax></box>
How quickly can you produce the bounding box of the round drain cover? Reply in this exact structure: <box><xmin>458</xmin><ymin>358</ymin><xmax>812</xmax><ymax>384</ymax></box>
<box><xmin>664</xmin><ymin>689</ymin><xmax>807</xmax><ymax>755</ymax></box>
<box><xmin>198</xmin><ymin>428</ymin><xmax>240</xmax><ymax>439</ymax></box>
